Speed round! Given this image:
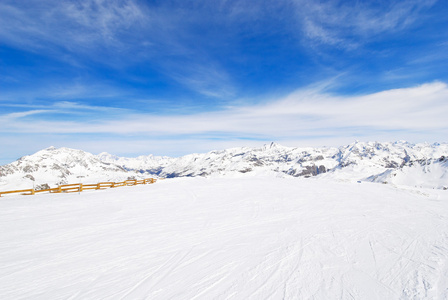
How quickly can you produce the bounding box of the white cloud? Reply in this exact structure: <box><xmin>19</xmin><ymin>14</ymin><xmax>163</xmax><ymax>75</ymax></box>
<box><xmin>1</xmin><ymin>82</ymin><xmax>447</xmax><ymax>163</ymax></box>
<box><xmin>0</xmin><ymin>0</ymin><xmax>146</xmax><ymax>52</ymax></box>
<box><xmin>294</xmin><ymin>0</ymin><xmax>438</xmax><ymax>49</ymax></box>
<box><xmin>0</xmin><ymin>110</ymin><xmax>51</xmax><ymax>120</ymax></box>
<box><xmin>51</xmin><ymin>101</ymin><xmax>127</xmax><ymax>112</ymax></box>
<box><xmin>2</xmin><ymin>82</ymin><xmax>447</xmax><ymax>138</ymax></box>
<box><xmin>167</xmin><ymin>62</ymin><xmax>236</xmax><ymax>99</ymax></box>
<box><xmin>0</xmin><ymin>1</ymin><xmax>237</xmax><ymax>98</ymax></box>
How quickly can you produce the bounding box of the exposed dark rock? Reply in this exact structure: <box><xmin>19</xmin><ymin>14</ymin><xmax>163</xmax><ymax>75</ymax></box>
<box><xmin>251</xmin><ymin>159</ymin><xmax>264</xmax><ymax>167</ymax></box>
<box><xmin>318</xmin><ymin>165</ymin><xmax>326</xmax><ymax>174</ymax></box>
<box><xmin>23</xmin><ymin>174</ymin><xmax>35</xmax><ymax>181</ymax></box>
<box><xmin>35</xmin><ymin>183</ymin><xmax>50</xmax><ymax>190</ymax></box>
<box><xmin>51</xmin><ymin>163</ymin><xmax>62</xmax><ymax>170</ymax></box>
<box><xmin>339</xmin><ymin>161</ymin><xmax>354</xmax><ymax>168</ymax></box>
<box><xmin>296</xmin><ymin>165</ymin><xmax>326</xmax><ymax>177</ymax></box>
<box><xmin>165</xmin><ymin>173</ymin><xmax>180</xmax><ymax>178</ymax></box>
<box><xmin>0</xmin><ymin>167</ymin><xmax>15</xmax><ymax>177</ymax></box>
<box><xmin>23</xmin><ymin>165</ymin><xmax>38</xmax><ymax>173</ymax></box>
<box><xmin>239</xmin><ymin>168</ymin><xmax>252</xmax><ymax>173</ymax></box>
<box><xmin>385</xmin><ymin>161</ymin><xmax>399</xmax><ymax>168</ymax></box>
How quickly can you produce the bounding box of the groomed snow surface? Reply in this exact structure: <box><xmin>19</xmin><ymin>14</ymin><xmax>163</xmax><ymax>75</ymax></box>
<box><xmin>1</xmin><ymin>177</ymin><xmax>448</xmax><ymax>299</ymax></box>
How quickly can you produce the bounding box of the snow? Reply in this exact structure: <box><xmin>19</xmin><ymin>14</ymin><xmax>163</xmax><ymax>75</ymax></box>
<box><xmin>1</xmin><ymin>141</ymin><xmax>447</xmax><ymax>191</ymax></box>
<box><xmin>370</xmin><ymin>159</ymin><xmax>448</xmax><ymax>189</ymax></box>
<box><xmin>98</xmin><ymin>152</ymin><xmax>173</xmax><ymax>171</ymax></box>
<box><xmin>0</xmin><ymin>147</ymin><xmax>146</xmax><ymax>191</ymax></box>
<box><xmin>97</xmin><ymin>141</ymin><xmax>448</xmax><ymax>189</ymax></box>
<box><xmin>1</xmin><ymin>177</ymin><xmax>447</xmax><ymax>299</ymax></box>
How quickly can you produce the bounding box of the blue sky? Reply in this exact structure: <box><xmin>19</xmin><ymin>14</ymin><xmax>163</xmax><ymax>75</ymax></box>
<box><xmin>1</xmin><ymin>0</ymin><xmax>448</xmax><ymax>164</ymax></box>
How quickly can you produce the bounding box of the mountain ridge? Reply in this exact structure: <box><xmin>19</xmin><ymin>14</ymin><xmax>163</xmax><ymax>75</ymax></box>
<box><xmin>1</xmin><ymin>141</ymin><xmax>447</xmax><ymax>191</ymax></box>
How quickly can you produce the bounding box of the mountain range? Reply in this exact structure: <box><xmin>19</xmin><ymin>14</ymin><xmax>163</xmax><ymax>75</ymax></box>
<box><xmin>1</xmin><ymin>141</ymin><xmax>447</xmax><ymax>191</ymax></box>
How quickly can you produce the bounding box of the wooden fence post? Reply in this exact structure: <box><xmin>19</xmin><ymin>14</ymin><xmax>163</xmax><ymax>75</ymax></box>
<box><xmin>0</xmin><ymin>178</ymin><xmax>158</xmax><ymax>197</ymax></box>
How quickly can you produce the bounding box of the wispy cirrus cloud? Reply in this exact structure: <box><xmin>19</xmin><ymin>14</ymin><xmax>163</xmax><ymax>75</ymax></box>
<box><xmin>294</xmin><ymin>0</ymin><xmax>438</xmax><ymax>49</ymax></box>
<box><xmin>0</xmin><ymin>100</ymin><xmax>127</xmax><ymax>126</ymax></box>
<box><xmin>2</xmin><ymin>82</ymin><xmax>447</xmax><ymax>137</ymax></box>
<box><xmin>0</xmin><ymin>81</ymin><xmax>130</xmax><ymax>107</ymax></box>
<box><xmin>0</xmin><ymin>110</ymin><xmax>52</xmax><ymax>120</ymax></box>
<box><xmin>166</xmin><ymin>62</ymin><xmax>236</xmax><ymax>99</ymax></box>
<box><xmin>1</xmin><ymin>0</ymin><xmax>447</xmax><ymax>165</ymax></box>
<box><xmin>0</xmin><ymin>0</ymin><xmax>236</xmax><ymax>98</ymax></box>
<box><xmin>1</xmin><ymin>81</ymin><xmax>447</xmax><ymax>163</ymax></box>
<box><xmin>0</xmin><ymin>0</ymin><xmax>146</xmax><ymax>53</ymax></box>
<box><xmin>2</xmin><ymin>0</ymin><xmax>443</xmax><ymax>102</ymax></box>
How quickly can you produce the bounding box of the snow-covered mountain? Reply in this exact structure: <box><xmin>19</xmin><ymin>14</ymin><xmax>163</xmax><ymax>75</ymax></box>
<box><xmin>0</xmin><ymin>146</ymin><xmax>145</xmax><ymax>191</ymax></box>
<box><xmin>367</xmin><ymin>155</ymin><xmax>448</xmax><ymax>189</ymax></box>
<box><xmin>97</xmin><ymin>141</ymin><xmax>448</xmax><ymax>189</ymax></box>
<box><xmin>97</xmin><ymin>152</ymin><xmax>174</xmax><ymax>174</ymax></box>
<box><xmin>1</xmin><ymin>141</ymin><xmax>447</xmax><ymax>191</ymax></box>
<box><xmin>150</xmin><ymin>142</ymin><xmax>341</xmax><ymax>178</ymax></box>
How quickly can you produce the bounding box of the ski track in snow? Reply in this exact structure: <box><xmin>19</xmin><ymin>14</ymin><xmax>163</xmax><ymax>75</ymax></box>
<box><xmin>0</xmin><ymin>177</ymin><xmax>448</xmax><ymax>299</ymax></box>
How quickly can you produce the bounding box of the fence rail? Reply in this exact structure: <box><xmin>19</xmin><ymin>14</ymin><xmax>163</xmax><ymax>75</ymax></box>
<box><xmin>0</xmin><ymin>178</ymin><xmax>157</xmax><ymax>198</ymax></box>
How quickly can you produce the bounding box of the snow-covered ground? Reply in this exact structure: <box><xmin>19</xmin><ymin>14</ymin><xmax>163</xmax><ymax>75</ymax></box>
<box><xmin>1</xmin><ymin>177</ymin><xmax>447</xmax><ymax>299</ymax></box>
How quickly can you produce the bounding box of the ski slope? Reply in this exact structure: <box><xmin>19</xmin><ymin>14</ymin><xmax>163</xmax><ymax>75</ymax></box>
<box><xmin>1</xmin><ymin>177</ymin><xmax>447</xmax><ymax>299</ymax></box>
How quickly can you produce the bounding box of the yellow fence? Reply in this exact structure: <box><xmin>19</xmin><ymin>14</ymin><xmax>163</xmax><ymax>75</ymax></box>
<box><xmin>0</xmin><ymin>178</ymin><xmax>156</xmax><ymax>198</ymax></box>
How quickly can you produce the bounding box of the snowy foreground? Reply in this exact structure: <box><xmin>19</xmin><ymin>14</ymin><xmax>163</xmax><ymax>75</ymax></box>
<box><xmin>1</xmin><ymin>177</ymin><xmax>448</xmax><ymax>299</ymax></box>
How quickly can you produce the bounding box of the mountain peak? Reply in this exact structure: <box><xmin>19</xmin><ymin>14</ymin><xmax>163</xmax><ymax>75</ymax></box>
<box><xmin>2</xmin><ymin>141</ymin><xmax>448</xmax><ymax>191</ymax></box>
<box><xmin>263</xmin><ymin>142</ymin><xmax>280</xmax><ymax>150</ymax></box>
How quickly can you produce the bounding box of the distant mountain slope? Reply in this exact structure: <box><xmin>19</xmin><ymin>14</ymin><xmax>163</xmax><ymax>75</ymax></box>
<box><xmin>367</xmin><ymin>156</ymin><xmax>448</xmax><ymax>189</ymax></box>
<box><xmin>319</xmin><ymin>141</ymin><xmax>448</xmax><ymax>186</ymax></box>
<box><xmin>97</xmin><ymin>152</ymin><xmax>174</xmax><ymax>174</ymax></box>
<box><xmin>0</xmin><ymin>147</ymin><xmax>143</xmax><ymax>191</ymax></box>
<box><xmin>1</xmin><ymin>141</ymin><xmax>447</xmax><ymax>191</ymax></box>
<box><xmin>97</xmin><ymin>141</ymin><xmax>448</xmax><ymax>189</ymax></box>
